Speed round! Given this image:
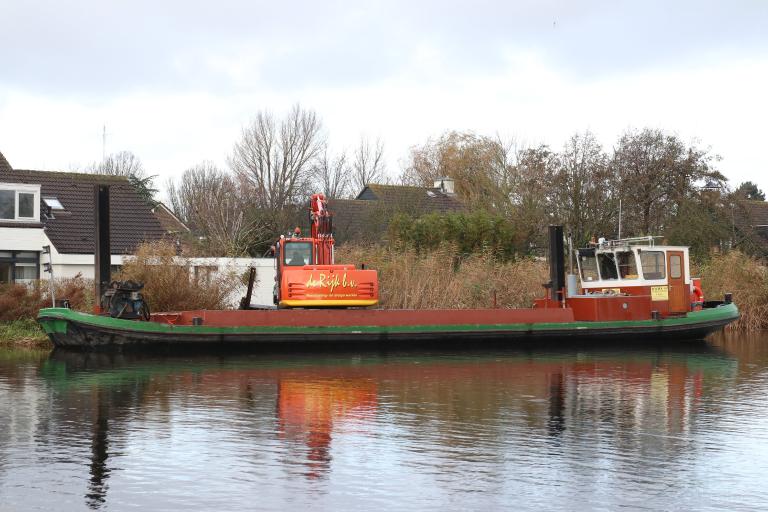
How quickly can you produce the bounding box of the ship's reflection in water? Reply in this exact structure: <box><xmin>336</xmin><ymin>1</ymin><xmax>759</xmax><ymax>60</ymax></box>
<box><xmin>1</xmin><ymin>335</ymin><xmax>768</xmax><ymax>511</ymax></box>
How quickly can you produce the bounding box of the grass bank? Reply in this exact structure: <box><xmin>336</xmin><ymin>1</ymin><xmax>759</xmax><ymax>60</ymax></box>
<box><xmin>0</xmin><ymin>320</ymin><xmax>49</xmax><ymax>347</ymax></box>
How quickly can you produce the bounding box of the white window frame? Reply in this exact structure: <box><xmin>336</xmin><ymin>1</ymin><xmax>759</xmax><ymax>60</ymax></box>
<box><xmin>0</xmin><ymin>183</ymin><xmax>41</xmax><ymax>222</ymax></box>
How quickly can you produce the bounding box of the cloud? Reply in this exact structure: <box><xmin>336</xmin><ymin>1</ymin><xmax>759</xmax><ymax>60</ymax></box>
<box><xmin>1</xmin><ymin>1</ymin><xmax>767</xmax><ymax>194</ymax></box>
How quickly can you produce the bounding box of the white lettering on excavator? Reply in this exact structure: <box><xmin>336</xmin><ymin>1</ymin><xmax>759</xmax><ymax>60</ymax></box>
<box><xmin>305</xmin><ymin>273</ymin><xmax>357</xmax><ymax>294</ymax></box>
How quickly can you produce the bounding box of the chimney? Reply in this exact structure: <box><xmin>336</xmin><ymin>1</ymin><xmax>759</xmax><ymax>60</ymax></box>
<box><xmin>433</xmin><ymin>177</ymin><xmax>455</xmax><ymax>196</ymax></box>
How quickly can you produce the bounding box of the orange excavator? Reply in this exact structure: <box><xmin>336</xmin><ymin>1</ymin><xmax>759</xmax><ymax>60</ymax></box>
<box><xmin>272</xmin><ymin>193</ymin><xmax>379</xmax><ymax>308</ymax></box>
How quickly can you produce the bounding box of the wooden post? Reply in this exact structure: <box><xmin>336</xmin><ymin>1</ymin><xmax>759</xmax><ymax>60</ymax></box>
<box><xmin>94</xmin><ymin>185</ymin><xmax>110</xmax><ymax>314</ymax></box>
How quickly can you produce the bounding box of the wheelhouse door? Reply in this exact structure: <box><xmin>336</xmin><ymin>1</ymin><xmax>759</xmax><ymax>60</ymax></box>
<box><xmin>667</xmin><ymin>251</ymin><xmax>687</xmax><ymax>314</ymax></box>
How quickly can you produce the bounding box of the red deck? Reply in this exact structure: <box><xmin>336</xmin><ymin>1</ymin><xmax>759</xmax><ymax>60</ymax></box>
<box><xmin>151</xmin><ymin>307</ymin><xmax>576</xmax><ymax>328</ymax></box>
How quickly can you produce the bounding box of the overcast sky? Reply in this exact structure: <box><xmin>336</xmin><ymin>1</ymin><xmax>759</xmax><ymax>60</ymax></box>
<box><xmin>1</xmin><ymin>0</ymin><xmax>767</xmax><ymax>197</ymax></box>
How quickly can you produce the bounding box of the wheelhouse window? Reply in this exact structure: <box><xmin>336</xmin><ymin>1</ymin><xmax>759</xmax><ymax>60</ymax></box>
<box><xmin>284</xmin><ymin>242</ymin><xmax>312</xmax><ymax>266</ymax></box>
<box><xmin>0</xmin><ymin>184</ymin><xmax>41</xmax><ymax>221</ymax></box>
<box><xmin>598</xmin><ymin>253</ymin><xmax>618</xmax><ymax>280</ymax></box>
<box><xmin>640</xmin><ymin>251</ymin><xmax>666</xmax><ymax>280</ymax></box>
<box><xmin>578</xmin><ymin>249</ymin><xmax>599</xmax><ymax>282</ymax></box>
<box><xmin>617</xmin><ymin>251</ymin><xmax>639</xmax><ymax>279</ymax></box>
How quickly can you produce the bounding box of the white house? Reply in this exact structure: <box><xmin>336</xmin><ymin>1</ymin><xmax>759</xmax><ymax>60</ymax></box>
<box><xmin>0</xmin><ymin>151</ymin><xmax>276</xmax><ymax>307</ymax></box>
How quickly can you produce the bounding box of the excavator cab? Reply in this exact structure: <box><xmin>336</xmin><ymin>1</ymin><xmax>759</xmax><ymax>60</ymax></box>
<box><xmin>273</xmin><ymin>194</ymin><xmax>379</xmax><ymax>308</ymax></box>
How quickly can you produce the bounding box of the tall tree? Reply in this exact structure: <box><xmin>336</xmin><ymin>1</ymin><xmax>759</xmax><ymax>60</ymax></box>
<box><xmin>551</xmin><ymin>132</ymin><xmax>616</xmax><ymax>244</ymax></box>
<box><xmin>612</xmin><ymin>128</ymin><xmax>724</xmax><ymax>236</ymax></box>
<box><xmin>507</xmin><ymin>144</ymin><xmax>558</xmax><ymax>249</ymax></box>
<box><xmin>313</xmin><ymin>148</ymin><xmax>351</xmax><ymax>199</ymax></box>
<box><xmin>735</xmin><ymin>181</ymin><xmax>766</xmax><ymax>201</ymax></box>
<box><xmin>229</xmin><ymin>104</ymin><xmax>324</xmax><ymax>211</ymax></box>
<box><xmin>352</xmin><ymin>136</ymin><xmax>386</xmax><ymax>193</ymax></box>
<box><xmin>167</xmin><ymin>162</ymin><xmax>264</xmax><ymax>256</ymax></box>
<box><xmin>89</xmin><ymin>151</ymin><xmax>157</xmax><ymax>205</ymax></box>
<box><xmin>401</xmin><ymin>131</ymin><xmax>508</xmax><ymax>211</ymax></box>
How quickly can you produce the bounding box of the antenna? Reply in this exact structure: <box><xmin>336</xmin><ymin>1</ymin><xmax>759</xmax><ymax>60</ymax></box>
<box><xmin>618</xmin><ymin>199</ymin><xmax>622</xmax><ymax>239</ymax></box>
<box><xmin>102</xmin><ymin>124</ymin><xmax>106</xmax><ymax>161</ymax></box>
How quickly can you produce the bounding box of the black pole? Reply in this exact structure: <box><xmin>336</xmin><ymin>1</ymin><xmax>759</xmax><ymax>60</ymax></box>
<box><xmin>548</xmin><ymin>225</ymin><xmax>565</xmax><ymax>302</ymax></box>
<box><xmin>94</xmin><ymin>185</ymin><xmax>110</xmax><ymax>312</ymax></box>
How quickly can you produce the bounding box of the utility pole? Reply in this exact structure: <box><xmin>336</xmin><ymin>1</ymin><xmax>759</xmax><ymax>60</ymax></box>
<box><xmin>102</xmin><ymin>125</ymin><xmax>107</xmax><ymax>162</ymax></box>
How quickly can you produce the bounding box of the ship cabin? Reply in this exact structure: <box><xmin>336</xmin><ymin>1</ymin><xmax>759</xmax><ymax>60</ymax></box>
<box><xmin>575</xmin><ymin>237</ymin><xmax>697</xmax><ymax>317</ymax></box>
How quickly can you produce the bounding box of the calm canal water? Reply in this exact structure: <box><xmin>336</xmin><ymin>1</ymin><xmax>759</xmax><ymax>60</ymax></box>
<box><xmin>1</xmin><ymin>334</ymin><xmax>768</xmax><ymax>511</ymax></box>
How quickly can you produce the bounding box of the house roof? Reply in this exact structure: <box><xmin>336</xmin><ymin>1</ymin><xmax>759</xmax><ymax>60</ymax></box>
<box><xmin>325</xmin><ymin>184</ymin><xmax>465</xmax><ymax>244</ymax></box>
<box><xmin>0</xmin><ymin>151</ymin><xmax>11</xmax><ymax>173</ymax></box>
<box><xmin>1</xmin><ymin>168</ymin><xmax>166</xmax><ymax>254</ymax></box>
<box><xmin>356</xmin><ymin>184</ymin><xmax>464</xmax><ymax>214</ymax></box>
<box><xmin>740</xmin><ymin>200</ymin><xmax>768</xmax><ymax>227</ymax></box>
<box><xmin>152</xmin><ymin>202</ymin><xmax>190</xmax><ymax>234</ymax></box>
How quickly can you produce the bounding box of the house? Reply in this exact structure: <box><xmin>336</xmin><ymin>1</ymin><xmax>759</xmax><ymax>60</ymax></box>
<box><xmin>328</xmin><ymin>179</ymin><xmax>465</xmax><ymax>243</ymax></box>
<box><xmin>0</xmin><ymin>150</ymin><xmax>167</xmax><ymax>284</ymax></box>
<box><xmin>735</xmin><ymin>199</ymin><xmax>768</xmax><ymax>255</ymax></box>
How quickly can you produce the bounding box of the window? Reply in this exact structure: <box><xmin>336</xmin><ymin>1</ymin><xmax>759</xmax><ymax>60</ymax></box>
<box><xmin>284</xmin><ymin>242</ymin><xmax>312</xmax><ymax>266</ymax></box>
<box><xmin>0</xmin><ymin>184</ymin><xmax>40</xmax><ymax>221</ymax></box>
<box><xmin>640</xmin><ymin>251</ymin><xmax>666</xmax><ymax>280</ymax></box>
<box><xmin>0</xmin><ymin>190</ymin><xmax>13</xmax><ymax>219</ymax></box>
<box><xmin>43</xmin><ymin>197</ymin><xmax>64</xmax><ymax>210</ymax></box>
<box><xmin>0</xmin><ymin>251</ymin><xmax>40</xmax><ymax>284</ymax></box>
<box><xmin>578</xmin><ymin>249</ymin><xmax>599</xmax><ymax>281</ymax></box>
<box><xmin>18</xmin><ymin>193</ymin><xmax>35</xmax><ymax>218</ymax></box>
<box><xmin>670</xmin><ymin>255</ymin><xmax>682</xmax><ymax>279</ymax></box>
<box><xmin>617</xmin><ymin>251</ymin><xmax>639</xmax><ymax>279</ymax></box>
<box><xmin>598</xmin><ymin>253</ymin><xmax>618</xmax><ymax>280</ymax></box>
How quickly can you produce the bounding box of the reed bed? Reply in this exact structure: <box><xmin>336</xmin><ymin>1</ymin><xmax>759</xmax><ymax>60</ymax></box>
<box><xmin>699</xmin><ymin>251</ymin><xmax>768</xmax><ymax>331</ymax></box>
<box><xmin>337</xmin><ymin>243</ymin><xmax>549</xmax><ymax>309</ymax></box>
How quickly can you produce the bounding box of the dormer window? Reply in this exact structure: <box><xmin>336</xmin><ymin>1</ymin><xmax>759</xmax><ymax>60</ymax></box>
<box><xmin>0</xmin><ymin>183</ymin><xmax>41</xmax><ymax>222</ymax></box>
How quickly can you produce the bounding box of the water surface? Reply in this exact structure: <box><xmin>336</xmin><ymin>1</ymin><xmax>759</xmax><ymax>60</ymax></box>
<box><xmin>1</xmin><ymin>334</ymin><xmax>767</xmax><ymax>511</ymax></box>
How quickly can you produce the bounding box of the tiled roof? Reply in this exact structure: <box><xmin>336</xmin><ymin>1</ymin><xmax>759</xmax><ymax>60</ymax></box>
<box><xmin>0</xmin><ymin>151</ymin><xmax>11</xmax><ymax>173</ymax></box>
<box><xmin>356</xmin><ymin>184</ymin><xmax>465</xmax><ymax>214</ymax></box>
<box><xmin>1</xmin><ymin>169</ymin><xmax>166</xmax><ymax>254</ymax></box>
<box><xmin>740</xmin><ymin>200</ymin><xmax>768</xmax><ymax>227</ymax></box>
<box><xmin>152</xmin><ymin>202</ymin><xmax>190</xmax><ymax>234</ymax></box>
<box><xmin>327</xmin><ymin>184</ymin><xmax>465</xmax><ymax>244</ymax></box>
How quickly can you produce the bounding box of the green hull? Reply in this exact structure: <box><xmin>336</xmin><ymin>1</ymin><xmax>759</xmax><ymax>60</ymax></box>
<box><xmin>37</xmin><ymin>303</ymin><xmax>740</xmax><ymax>349</ymax></box>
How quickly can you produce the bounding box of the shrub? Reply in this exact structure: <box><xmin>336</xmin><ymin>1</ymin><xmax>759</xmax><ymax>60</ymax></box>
<box><xmin>114</xmin><ymin>240</ymin><xmax>241</xmax><ymax>311</ymax></box>
<box><xmin>0</xmin><ymin>274</ymin><xmax>94</xmax><ymax>321</ymax></box>
<box><xmin>387</xmin><ymin>210</ymin><xmax>527</xmax><ymax>261</ymax></box>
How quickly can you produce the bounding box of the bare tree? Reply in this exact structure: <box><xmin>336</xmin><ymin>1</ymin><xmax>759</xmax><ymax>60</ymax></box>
<box><xmin>313</xmin><ymin>148</ymin><xmax>352</xmax><ymax>199</ymax></box>
<box><xmin>90</xmin><ymin>151</ymin><xmax>146</xmax><ymax>178</ymax></box>
<box><xmin>229</xmin><ymin>104</ymin><xmax>324</xmax><ymax>210</ymax></box>
<box><xmin>167</xmin><ymin>162</ymin><xmax>265</xmax><ymax>256</ymax></box>
<box><xmin>88</xmin><ymin>150</ymin><xmax>156</xmax><ymax>204</ymax></box>
<box><xmin>352</xmin><ymin>136</ymin><xmax>386</xmax><ymax>193</ymax></box>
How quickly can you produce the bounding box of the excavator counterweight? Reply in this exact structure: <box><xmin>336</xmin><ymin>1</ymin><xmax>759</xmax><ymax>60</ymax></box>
<box><xmin>274</xmin><ymin>194</ymin><xmax>379</xmax><ymax>308</ymax></box>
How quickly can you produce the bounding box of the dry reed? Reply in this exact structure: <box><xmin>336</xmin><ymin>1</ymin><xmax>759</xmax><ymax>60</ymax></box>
<box><xmin>337</xmin><ymin>243</ymin><xmax>549</xmax><ymax>309</ymax></box>
<box><xmin>699</xmin><ymin>251</ymin><xmax>768</xmax><ymax>331</ymax></box>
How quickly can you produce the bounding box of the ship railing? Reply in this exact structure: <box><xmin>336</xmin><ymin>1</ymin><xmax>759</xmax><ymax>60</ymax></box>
<box><xmin>596</xmin><ymin>236</ymin><xmax>663</xmax><ymax>250</ymax></box>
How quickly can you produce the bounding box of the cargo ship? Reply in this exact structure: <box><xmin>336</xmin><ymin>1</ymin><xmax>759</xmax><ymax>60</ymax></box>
<box><xmin>37</xmin><ymin>190</ymin><xmax>739</xmax><ymax>348</ymax></box>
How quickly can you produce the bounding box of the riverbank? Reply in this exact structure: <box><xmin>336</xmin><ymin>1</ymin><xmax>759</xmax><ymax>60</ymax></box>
<box><xmin>0</xmin><ymin>320</ymin><xmax>49</xmax><ymax>348</ymax></box>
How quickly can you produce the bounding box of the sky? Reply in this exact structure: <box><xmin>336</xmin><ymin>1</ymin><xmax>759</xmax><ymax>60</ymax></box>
<box><xmin>1</xmin><ymin>0</ymin><xmax>767</xmax><ymax>199</ymax></box>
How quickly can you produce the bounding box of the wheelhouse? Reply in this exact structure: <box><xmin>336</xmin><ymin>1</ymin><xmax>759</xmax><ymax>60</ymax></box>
<box><xmin>575</xmin><ymin>237</ymin><xmax>694</xmax><ymax>316</ymax></box>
